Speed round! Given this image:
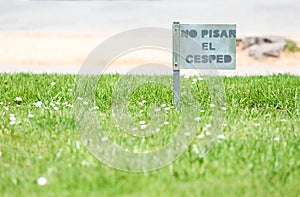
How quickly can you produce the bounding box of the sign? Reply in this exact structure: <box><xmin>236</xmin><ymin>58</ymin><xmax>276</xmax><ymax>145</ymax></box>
<box><xmin>172</xmin><ymin>22</ymin><xmax>236</xmax><ymax>109</ymax></box>
<box><xmin>173</xmin><ymin>23</ymin><xmax>236</xmax><ymax>70</ymax></box>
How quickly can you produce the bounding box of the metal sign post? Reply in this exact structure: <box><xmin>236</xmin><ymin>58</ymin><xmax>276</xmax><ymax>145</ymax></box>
<box><xmin>173</xmin><ymin>22</ymin><xmax>180</xmax><ymax>110</ymax></box>
<box><xmin>172</xmin><ymin>22</ymin><xmax>236</xmax><ymax>110</ymax></box>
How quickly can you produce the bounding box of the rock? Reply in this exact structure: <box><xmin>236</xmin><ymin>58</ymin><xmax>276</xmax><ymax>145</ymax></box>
<box><xmin>241</xmin><ymin>37</ymin><xmax>259</xmax><ymax>49</ymax></box>
<box><xmin>242</xmin><ymin>36</ymin><xmax>286</xmax><ymax>59</ymax></box>
<box><xmin>260</xmin><ymin>36</ymin><xmax>285</xmax><ymax>44</ymax></box>
<box><xmin>249</xmin><ymin>42</ymin><xmax>286</xmax><ymax>59</ymax></box>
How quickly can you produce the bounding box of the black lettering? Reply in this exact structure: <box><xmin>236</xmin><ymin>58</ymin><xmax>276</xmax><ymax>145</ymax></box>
<box><xmin>224</xmin><ymin>55</ymin><xmax>232</xmax><ymax>63</ymax></box>
<box><xmin>202</xmin><ymin>55</ymin><xmax>209</xmax><ymax>63</ymax></box>
<box><xmin>185</xmin><ymin>55</ymin><xmax>193</xmax><ymax>63</ymax></box>
<box><xmin>201</xmin><ymin>30</ymin><xmax>208</xmax><ymax>38</ymax></box>
<box><xmin>220</xmin><ymin>30</ymin><xmax>228</xmax><ymax>38</ymax></box>
<box><xmin>194</xmin><ymin>55</ymin><xmax>201</xmax><ymax>63</ymax></box>
<box><xmin>217</xmin><ymin>55</ymin><xmax>223</xmax><ymax>63</ymax></box>
<box><xmin>209</xmin><ymin>55</ymin><xmax>216</xmax><ymax>63</ymax></box>
<box><xmin>181</xmin><ymin>30</ymin><xmax>189</xmax><ymax>38</ymax></box>
<box><xmin>213</xmin><ymin>30</ymin><xmax>220</xmax><ymax>38</ymax></box>
<box><xmin>189</xmin><ymin>30</ymin><xmax>198</xmax><ymax>38</ymax></box>
<box><xmin>202</xmin><ymin>43</ymin><xmax>209</xmax><ymax>50</ymax></box>
<box><xmin>229</xmin><ymin>30</ymin><xmax>236</xmax><ymax>38</ymax></box>
<box><xmin>209</xmin><ymin>43</ymin><xmax>216</xmax><ymax>50</ymax></box>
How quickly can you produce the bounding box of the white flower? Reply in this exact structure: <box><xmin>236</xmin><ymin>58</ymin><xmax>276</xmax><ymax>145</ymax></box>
<box><xmin>274</xmin><ymin>137</ymin><xmax>280</xmax><ymax>141</ymax></box>
<box><xmin>199</xmin><ymin>148</ymin><xmax>207</xmax><ymax>158</ymax></box>
<box><xmin>254</xmin><ymin>123</ymin><xmax>260</xmax><ymax>127</ymax></box>
<box><xmin>93</xmin><ymin>106</ymin><xmax>99</xmax><ymax>110</ymax></box>
<box><xmin>15</xmin><ymin>97</ymin><xmax>22</xmax><ymax>101</ymax></box>
<box><xmin>165</xmin><ymin>107</ymin><xmax>170</xmax><ymax>111</ymax></box>
<box><xmin>193</xmin><ymin>144</ymin><xmax>199</xmax><ymax>154</ymax></box>
<box><xmin>161</xmin><ymin>104</ymin><xmax>166</xmax><ymax>107</ymax></box>
<box><xmin>138</xmin><ymin>102</ymin><xmax>144</xmax><ymax>106</ymax></box>
<box><xmin>163</xmin><ymin>121</ymin><xmax>169</xmax><ymax>125</ymax></box>
<box><xmin>206</xmin><ymin>124</ymin><xmax>212</xmax><ymax>128</ymax></box>
<box><xmin>184</xmin><ymin>132</ymin><xmax>191</xmax><ymax>136</ymax></box>
<box><xmin>66</xmin><ymin>104</ymin><xmax>73</xmax><ymax>108</ymax></box>
<box><xmin>139</xmin><ymin>120</ymin><xmax>146</xmax><ymax>125</ymax></box>
<box><xmin>198</xmin><ymin>77</ymin><xmax>204</xmax><ymax>81</ymax></box>
<box><xmin>154</xmin><ymin>108</ymin><xmax>161</xmax><ymax>112</ymax></box>
<box><xmin>37</xmin><ymin>177</ymin><xmax>47</xmax><ymax>186</ymax></box>
<box><xmin>0</xmin><ymin>151</ymin><xmax>2</xmax><ymax>156</ymax></box>
<box><xmin>140</xmin><ymin>124</ymin><xmax>147</xmax><ymax>130</ymax></box>
<box><xmin>77</xmin><ymin>97</ymin><xmax>83</xmax><ymax>101</ymax></box>
<box><xmin>194</xmin><ymin>117</ymin><xmax>201</xmax><ymax>122</ymax></box>
<box><xmin>205</xmin><ymin>131</ymin><xmax>211</xmax><ymax>136</ymax></box>
<box><xmin>68</xmin><ymin>89</ymin><xmax>73</xmax><ymax>92</ymax></box>
<box><xmin>0</xmin><ymin>102</ymin><xmax>3</xmax><ymax>105</ymax></box>
<box><xmin>53</xmin><ymin>107</ymin><xmax>59</xmax><ymax>111</ymax></box>
<box><xmin>280</xmin><ymin>119</ymin><xmax>288</xmax><ymax>122</ymax></box>
<box><xmin>10</xmin><ymin>116</ymin><xmax>16</xmax><ymax>121</ymax></box>
<box><xmin>155</xmin><ymin>128</ymin><xmax>160</xmax><ymax>132</ymax></box>
<box><xmin>200</xmin><ymin>110</ymin><xmax>205</xmax><ymax>113</ymax></box>
<box><xmin>193</xmin><ymin>78</ymin><xmax>197</xmax><ymax>82</ymax></box>
<box><xmin>81</xmin><ymin>160</ymin><xmax>90</xmax><ymax>166</ymax></box>
<box><xmin>50</xmin><ymin>82</ymin><xmax>56</xmax><ymax>86</ymax></box>
<box><xmin>10</xmin><ymin>114</ymin><xmax>15</xmax><ymax>117</ymax></box>
<box><xmin>50</xmin><ymin>102</ymin><xmax>55</xmax><ymax>107</ymax></box>
<box><xmin>83</xmin><ymin>101</ymin><xmax>88</xmax><ymax>106</ymax></box>
<box><xmin>141</xmin><ymin>100</ymin><xmax>147</xmax><ymax>104</ymax></box>
<box><xmin>210</xmin><ymin>104</ymin><xmax>216</xmax><ymax>108</ymax></box>
<box><xmin>4</xmin><ymin>107</ymin><xmax>8</xmax><ymax>111</ymax></box>
<box><xmin>192</xmin><ymin>81</ymin><xmax>196</xmax><ymax>85</ymax></box>
<box><xmin>10</xmin><ymin>121</ymin><xmax>16</xmax><ymax>125</ymax></box>
<box><xmin>89</xmin><ymin>106</ymin><xmax>99</xmax><ymax>111</ymax></box>
<box><xmin>28</xmin><ymin>113</ymin><xmax>34</xmax><ymax>118</ymax></box>
<box><xmin>221</xmin><ymin>106</ymin><xmax>227</xmax><ymax>111</ymax></box>
<box><xmin>35</xmin><ymin>101</ymin><xmax>43</xmax><ymax>107</ymax></box>
<box><xmin>75</xmin><ymin>141</ymin><xmax>80</xmax><ymax>149</ymax></box>
<box><xmin>218</xmin><ymin>134</ymin><xmax>226</xmax><ymax>139</ymax></box>
<box><xmin>101</xmin><ymin>136</ymin><xmax>108</xmax><ymax>142</ymax></box>
<box><xmin>197</xmin><ymin>134</ymin><xmax>205</xmax><ymax>139</ymax></box>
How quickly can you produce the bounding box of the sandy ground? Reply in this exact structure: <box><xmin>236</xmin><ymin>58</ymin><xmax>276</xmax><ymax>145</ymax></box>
<box><xmin>0</xmin><ymin>33</ymin><xmax>300</xmax><ymax>75</ymax></box>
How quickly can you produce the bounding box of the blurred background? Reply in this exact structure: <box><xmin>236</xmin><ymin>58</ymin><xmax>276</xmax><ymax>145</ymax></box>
<box><xmin>0</xmin><ymin>0</ymin><xmax>300</xmax><ymax>74</ymax></box>
<box><xmin>2</xmin><ymin>0</ymin><xmax>300</xmax><ymax>35</ymax></box>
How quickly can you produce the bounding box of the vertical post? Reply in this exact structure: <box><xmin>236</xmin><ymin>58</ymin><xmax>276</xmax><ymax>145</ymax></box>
<box><xmin>173</xmin><ymin>22</ymin><xmax>180</xmax><ymax>110</ymax></box>
<box><xmin>173</xmin><ymin>69</ymin><xmax>180</xmax><ymax>109</ymax></box>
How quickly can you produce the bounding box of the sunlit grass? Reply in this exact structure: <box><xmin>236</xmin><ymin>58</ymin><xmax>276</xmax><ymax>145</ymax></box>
<box><xmin>0</xmin><ymin>73</ymin><xmax>299</xmax><ymax>196</ymax></box>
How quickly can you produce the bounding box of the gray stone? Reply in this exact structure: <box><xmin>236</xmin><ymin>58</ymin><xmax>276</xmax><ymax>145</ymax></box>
<box><xmin>242</xmin><ymin>36</ymin><xmax>286</xmax><ymax>59</ymax></box>
<box><xmin>242</xmin><ymin>36</ymin><xmax>285</xmax><ymax>48</ymax></box>
<box><xmin>242</xmin><ymin>37</ymin><xmax>259</xmax><ymax>49</ymax></box>
<box><xmin>249</xmin><ymin>42</ymin><xmax>286</xmax><ymax>59</ymax></box>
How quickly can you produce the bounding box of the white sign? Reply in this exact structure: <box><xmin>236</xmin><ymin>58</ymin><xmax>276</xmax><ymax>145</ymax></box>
<box><xmin>173</xmin><ymin>23</ymin><xmax>236</xmax><ymax>70</ymax></box>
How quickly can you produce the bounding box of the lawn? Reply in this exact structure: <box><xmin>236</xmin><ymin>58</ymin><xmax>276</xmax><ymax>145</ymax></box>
<box><xmin>0</xmin><ymin>73</ymin><xmax>299</xmax><ymax>197</ymax></box>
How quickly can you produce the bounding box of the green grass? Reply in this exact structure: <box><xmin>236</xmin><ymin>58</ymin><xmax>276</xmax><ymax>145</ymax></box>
<box><xmin>0</xmin><ymin>73</ymin><xmax>299</xmax><ymax>197</ymax></box>
<box><xmin>285</xmin><ymin>39</ymin><xmax>300</xmax><ymax>52</ymax></box>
